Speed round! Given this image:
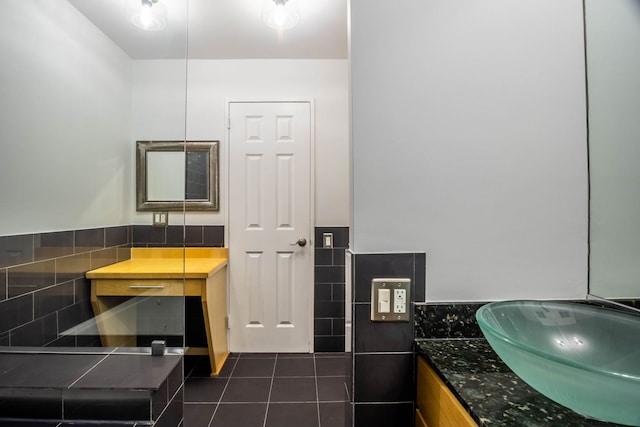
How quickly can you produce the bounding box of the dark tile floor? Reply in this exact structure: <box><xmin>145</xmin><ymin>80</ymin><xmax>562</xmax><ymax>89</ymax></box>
<box><xmin>183</xmin><ymin>353</ymin><xmax>352</xmax><ymax>427</ymax></box>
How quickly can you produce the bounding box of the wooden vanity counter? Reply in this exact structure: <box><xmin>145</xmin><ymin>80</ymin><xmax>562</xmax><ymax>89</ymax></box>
<box><xmin>86</xmin><ymin>248</ymin><xmax>229</xmax><ymax>376</ymax></box>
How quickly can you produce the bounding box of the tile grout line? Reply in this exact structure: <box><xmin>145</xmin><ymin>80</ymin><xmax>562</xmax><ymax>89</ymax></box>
<box><xmin>314</xmin><ymin>353</ymin><xmax>322</xmax><ymax>427</ymax></box>
<box><xmin>62</xmin><ymin>349</ymin><xmax>118</xmax><ymax>422</ymax></box>
<box><xmin>344</xmin><ymin>378</ymin><xmax>352</xmax><ymax>402</ymax></box>
<box><xmin>67</xmin><ymin>348</ymin><xmax>116</xmax><ymax>388</ymax></box>
<box><xmin>155</xmin><ymin>371</ymin><xmax>186</xmax><ymax>425</ymax></box>
<box><xmin>262</xmin><ymin>353</ymin><xmax>278</xmax><ymax>427</ymax></box>
<box><xmin>207</xmin><ymin>355</ymin><xmax>238</xmax><ymax>427</ymax></box>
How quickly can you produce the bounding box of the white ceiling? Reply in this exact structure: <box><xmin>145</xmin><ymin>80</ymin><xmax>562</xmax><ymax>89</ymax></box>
<box><xmin>67</xmin><ymin>0</ymin><xmax>348</xmax><ymax>60</ymax></box>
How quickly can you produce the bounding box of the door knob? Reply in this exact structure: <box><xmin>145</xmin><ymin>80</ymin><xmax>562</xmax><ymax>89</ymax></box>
<box><xmin>289</xmin><ymin>237</ymin><xmax>307</xmax><ymax>247</ymax></box>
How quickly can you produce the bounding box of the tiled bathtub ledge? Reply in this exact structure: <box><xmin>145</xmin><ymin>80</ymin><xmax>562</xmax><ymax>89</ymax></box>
<box><xmin>0</xmin><ymin>347</ymin><xmax>183</xmax><ymax>425</ymax></box>
<box><xmin>415</xmin><ymin>339</ymin><xmax>624</xmax><ymax>427</ymax></box>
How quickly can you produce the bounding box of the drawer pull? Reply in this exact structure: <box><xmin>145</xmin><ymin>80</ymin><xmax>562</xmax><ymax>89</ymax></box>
<box><xmin>129</xmin><ymin>285</ymin><xmax>165</xmax><ymax>289</ymax></box>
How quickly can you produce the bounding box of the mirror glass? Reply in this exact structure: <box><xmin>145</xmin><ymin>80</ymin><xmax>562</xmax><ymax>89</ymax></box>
<box><xmin>147</xmin><ymin>151</ymin><xmax>186</xmax><ymax>201</ymax></box>
<box><xmin>586</xmin><ymin>0</ymin><xmax>640</xmax><ymax>298</ymax></box>
<box><xmin>136</xmin><ymin>141</ymin><xmax>219</xmax><ymax>211</ymax></box>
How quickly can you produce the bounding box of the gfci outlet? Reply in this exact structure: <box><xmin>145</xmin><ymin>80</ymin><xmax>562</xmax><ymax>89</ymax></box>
<box><xmin>371</xmin><ymin>278</ymin><xmax>411</xmax><ymax>322</ymax></box>
<box><xmin>393</xmin><ymin>288</ymin><xmax>406</xmax><ymax>314</ymax></box>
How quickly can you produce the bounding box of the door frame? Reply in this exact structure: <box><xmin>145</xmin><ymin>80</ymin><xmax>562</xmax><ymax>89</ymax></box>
<box><xmin>224</xmin><ymin>98</ymin><xmax>316</xmax><ymax>352</ymax></box>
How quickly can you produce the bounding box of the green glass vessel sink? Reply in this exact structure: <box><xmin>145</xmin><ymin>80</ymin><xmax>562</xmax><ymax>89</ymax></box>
<box><xmin>476</xmin><ymin>300</ymin><xmax>640</xmax><ymax>426</ymax></box>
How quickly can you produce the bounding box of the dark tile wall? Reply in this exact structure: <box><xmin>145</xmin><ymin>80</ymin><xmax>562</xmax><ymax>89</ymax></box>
<box><xmin>0</xmin><ymin>226</ymin><xmax>131</xmax><ymax>347</ymax></box>
<box><xmin>314</xmin><ymin>227</ymin><xmax>349</xmax><ymax>352</ymax></box>
<box><xmin>3</xmin><ymin>224</ymin><xmax>346</xmax><ymax>353</ymax></box>
<box><xmin>351</xmin><ymin>252</ymin><xmax>426</xmax><ymax>427</ymax></box>
<box><xmin>131</xmin><ymin>225</ymin><xmax>224</xmax><ymax>247</ymax></box>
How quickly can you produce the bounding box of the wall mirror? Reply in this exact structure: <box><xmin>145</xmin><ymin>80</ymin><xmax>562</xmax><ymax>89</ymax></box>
<box><xmin>136</xmin><ymin>141</ymin><xmax>219</xmax><ymax>211</ymax></box>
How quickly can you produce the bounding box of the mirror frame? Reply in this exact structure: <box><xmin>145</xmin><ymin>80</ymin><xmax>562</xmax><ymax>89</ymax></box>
<box><xmin>136</xmin><ymin>140</ymin><xmax>219</xmax><ymax>211</ymax></box>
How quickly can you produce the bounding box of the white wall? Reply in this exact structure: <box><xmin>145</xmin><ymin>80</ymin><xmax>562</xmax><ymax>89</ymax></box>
<box><xmin>132</xmin><ymin>59</ymin><xmax>350</xmax><ymax>227</ymax></box>
<box><xmin>587</xmin><ymin>0</ymin><xmax>640</xmax><ymax>298</ymax></box>
<box><xmin>351</xmin><ymin>0</ymin><xmax>589</xmax><ymax>301</ymax></box>
<box><xmin>0</xmin><ymin>0</ymin><xmax>133</xmax><ymax>236</ymax></box>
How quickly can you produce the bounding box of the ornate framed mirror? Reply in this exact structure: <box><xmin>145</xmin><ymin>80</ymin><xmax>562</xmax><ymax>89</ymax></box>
<box><xmin>136</xmin><ymin>141</ymin><xmax>219</xmax><ymax>211</ymax></box>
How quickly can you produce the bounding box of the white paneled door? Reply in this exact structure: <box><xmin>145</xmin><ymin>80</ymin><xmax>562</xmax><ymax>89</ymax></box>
<box><xmin>228</xmin><ymin>101</ymin><xmax>313</xmax><ymax>353</ymax></box>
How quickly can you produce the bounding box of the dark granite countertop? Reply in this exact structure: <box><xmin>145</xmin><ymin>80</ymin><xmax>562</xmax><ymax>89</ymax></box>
<box><xmin>415</xmin><ymin>338</ymin><xmax>624</xmax><ymax>427</ymax></box>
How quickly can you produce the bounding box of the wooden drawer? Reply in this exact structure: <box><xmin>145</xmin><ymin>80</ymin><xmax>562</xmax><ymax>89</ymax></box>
<box><xmin>416</xmin><ymin>357</ymin><xmax>478</xmax><ymax>427</ymax></box>
<box><xmin>94</xmin><ymin>279</ymin><xmax>186</xmax><ymax>296</ymax></box>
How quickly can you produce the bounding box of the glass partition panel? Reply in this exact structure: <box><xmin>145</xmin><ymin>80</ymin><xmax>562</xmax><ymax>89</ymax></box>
<box><xmin>0</xmin><ymin>0</ymin><xmax>189</xmax><ymax>353</ymax></box>
<box><xmin>586</xmin><ymin>0</ymin><xmax>640</xmax><ymax>299</ymax></box>
<box><xmin>0</xmin><ymin>1</ymin><xmax>192</xmax><ymax>423</ymax></box>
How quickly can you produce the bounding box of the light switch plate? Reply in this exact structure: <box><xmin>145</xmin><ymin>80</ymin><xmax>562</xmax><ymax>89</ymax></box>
<box><xmin>371</xmin><ymin>278</ymin><xmax>411</xmax><ymax>322</ymax></box>
<box><xmin>153</xmin><ymin>211</ymin><xmax>168</xmax><ymax>227</ymax></box>
<box><xmin>322</xmin><ymin>232</ymin><xmax>333</xmax><ymax>248</ymax></box>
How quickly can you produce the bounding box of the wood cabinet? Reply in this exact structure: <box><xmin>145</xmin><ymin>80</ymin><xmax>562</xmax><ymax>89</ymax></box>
<box><xmin>416</xmin><ymin>356</ymin><xmax>478</xmax><ymax>427</ymax></box>
<box><xmin>87</xmin><ymin>248</ymin><xmax>229</xmax><ymax>376</ymax></box>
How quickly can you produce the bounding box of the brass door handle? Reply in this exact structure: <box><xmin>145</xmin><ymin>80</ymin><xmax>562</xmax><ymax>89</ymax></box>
<box><xmin>289</xmin><ymin>237</ymin><xmax>307</xmax><ymax>247</ymax></box>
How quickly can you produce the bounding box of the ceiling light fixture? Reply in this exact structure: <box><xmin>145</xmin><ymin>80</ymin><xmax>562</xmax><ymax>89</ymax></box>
<box><xmin>262</xmin><ymin>0</ymin><xmax>300</xmax><ymax>31</ymax></box>
<box><xmin>125</xmin><ymin>0</ymin><xmax>167</xmax><ymax>31</ymax></box>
